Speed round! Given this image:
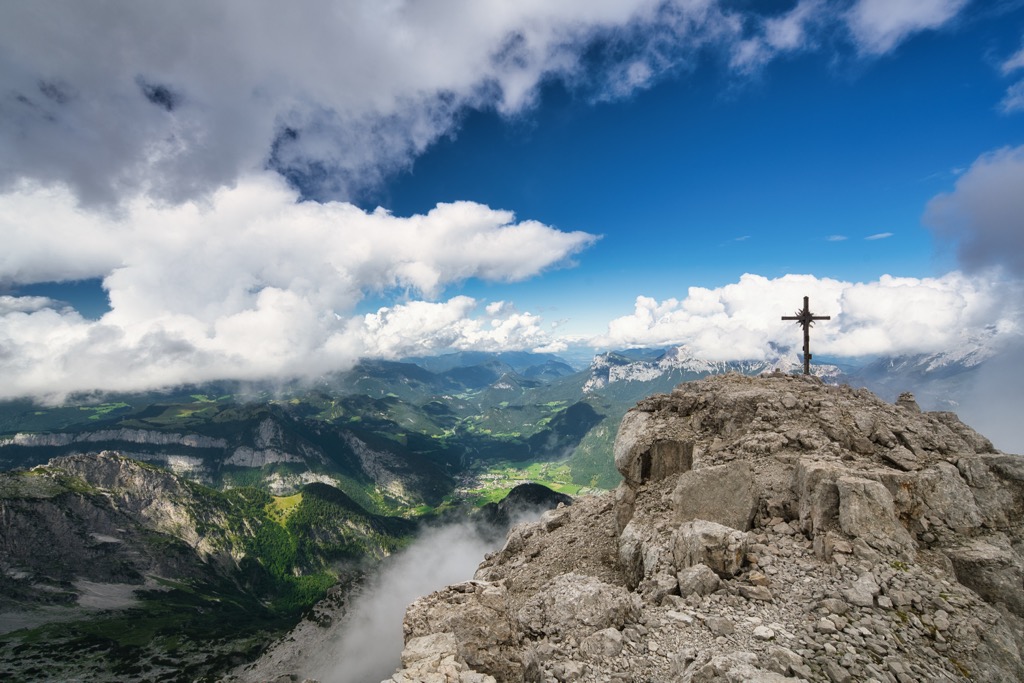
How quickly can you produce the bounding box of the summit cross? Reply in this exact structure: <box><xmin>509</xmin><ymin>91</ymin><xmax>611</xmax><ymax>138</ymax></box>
<box><xmin>781</xmin><ymin>295</ymin><xmax>831</xmax><ymax>375</ymax></box>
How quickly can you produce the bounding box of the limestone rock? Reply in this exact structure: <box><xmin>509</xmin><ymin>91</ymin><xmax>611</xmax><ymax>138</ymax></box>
<box><xmin>836</xmin><ymin>475</ymin><xmax>916</xmax><ymax>560</ymax></box>
<box><xmin>761</xmin><ymin>646</ymin><xmax>803</xmax><ymax>676</ymax></box>
<box><xmin>517</xmin><ymin>573</ymin><xmax>640</xmax><ymax>639</ymax></box>
<box><xmin>944</xmin><ymin>535</ymin><xmax>1024</xmax><ymax>617</ymax></box>
<box><xmin>685</xmin><ymin>651</ymin><xmax>801</xmax><ymax>682</ymax></box>
<box><xmin>579</xmin><ymin>627</ymin><xmax>624</xmax><ymax>659</ymax></box>
<box><xmin>672</xmin><ymin>462</ymin><xmax>757</xmax><ymax>531</ymax></box>
<box><xmin>618</xmin><ymin>519</ymin><xmax>670</xmax><ymax>590</ymax></box>
<box><xmin>375</xmin><ymin>375</ymin><xmax>1024</xmax><ymax>683</ymax></box>
<box><xmin>614</xmin><ymin>408</ymin><xmax>694</xmax><ymax>485</ymax></box>
<box><xmin>402</xmin><ymin>581</ymin><xmax>521</xmax><ymax>683</ymax></box>
<box><xmin>959</xmin><ymin>455</ymin><xmax>1024</xmax><ymax>528</ymax></box>
<box><xmin>677</xmin><ymin>563</ymin><xmax>721</xmax><ymax>597</ymax></box>
<box><xmin>841</xmin><ymin>572</ymin><xmax>879</xmax><ymax>608</ymax></box>
<box><xmin>672</xmin><ymin>520</ymin><xmax>748</xmax><ymax>578</ymax></box>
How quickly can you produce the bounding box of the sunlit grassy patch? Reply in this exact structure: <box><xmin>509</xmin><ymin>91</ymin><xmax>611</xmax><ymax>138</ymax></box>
<box><xmin>458</xmin><ymin>458</ymin><xmax>590</xmax><ymax>506</ymax></box>
<box><xmin>266</xmin><ymin>492</ymin><xmax>303</xmax><ymax>526</ymax></box>
<box><xmin>78</xmin><ymin>402</ymin><xmax>130</xmax><ymax>420</ymax></box>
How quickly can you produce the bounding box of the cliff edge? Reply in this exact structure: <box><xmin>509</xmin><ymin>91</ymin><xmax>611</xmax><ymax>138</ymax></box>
<box><xmin>386</xmin><ymin>373</ymin><xmax>1024</xmax><ymax>682</ymax></box>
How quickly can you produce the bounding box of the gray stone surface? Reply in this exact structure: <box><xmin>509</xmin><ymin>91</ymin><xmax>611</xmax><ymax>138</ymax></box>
<box><xmin>836</xmin><ymin>476</ymin><xmax>916</xmax><ymax>560</ymax></box>
<box><xmin>672</xmin><ymin>461</ymin><xmax>758</xmax><ymax>531</ymax></box>
<box><xmin>244</xmin><ymin>374</ymin><xmax>1024</xmax><ymax>683</ymax></box>
<box><xmin>672</xmin><ymin>520</ymin><xmax>749</xmax><ymax>578</ymax></box>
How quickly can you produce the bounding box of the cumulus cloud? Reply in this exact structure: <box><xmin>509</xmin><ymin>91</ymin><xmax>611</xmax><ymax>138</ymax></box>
<box><xmin>0</xmin><ymin>1</ymin><xmax>970</xmax><ymax>207</ymax></box>
<box><xmin>0</xmin><ymin>175</ymin><xmax>596</xmax><ymax>400</ymax></box>
<box><xmin>924</xmin><ymin>145</ymin><xmax>1024</xmax><ymax>275</ymax></box>
<box><xmin>357</xmin><ymin>298</ymin><xmax>550</xmax><ymax>359</ymax></box>
<box><xmin>0</xmin><ymin>1</ymin><xmax>705</xmax><ymax>205</ymax></box>
<box><xmin>592</xmin><ymin>272</ymin><xmax>1017</xmax><ymax>360</ymax></box>
<box><xmin>0</xmin><ymin>295</ymin><xmax>58</xmax><ymax>315</ymax></box>
<box><xmin>844</xmin><ymin>0</ymin><xmax>969</xmax><ymax>55</ymax></box>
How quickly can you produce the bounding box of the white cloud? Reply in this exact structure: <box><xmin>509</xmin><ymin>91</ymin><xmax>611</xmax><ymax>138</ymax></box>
<box><xmin>356</xmin><ymin>297</ymin><xmax>550</xmax><ymax>359</ymax></box>
<box><xmin>0</xmin><ymin>1</ymin><xmax>967</xmax><ymax>208</ymax></box>
<box><xmin>826</xmin><ymin>235</ymin><xmax>848</xmax><ymax>241</ymax></box>
<box><xmin>1001</xmin><ymin>43</ymin><xmax>1024</xmax><ymax>74</ymax></box>
<box><xmin>925</xmin><ymin>144</ymin><xmax>1024</xmax><ymax>275</ymax></box>
<box><xmin>0</xmin><ymin>1</ymin><xmax>707</xmax><ymax>205</ymax></box>
<box><xmin>730</xmin><ymin>0</ymin><xmax>825</xmax><ymax>73</ymax></box>
<box><xmin>0</xmin><ymin>295</ymin><xmax>57</xmax><ymax>315</ymax></box>
<box><xmin>592</xmin><ymin>272</ymin><xmax>1017</xmax><ymax>360</ymax></box>
<box><xmin>845</xmin><ymin>0</ymin><xmax>968</xmax><ymax>55</ymax></box>
<box><xmin>999</xmin><ymin>43</ymin><xmax>1024</xmax><ymax>113</ymax></box>
<box><xmin>0</xmin><ymin>2</ymin><xmax>999</xmax><ymax>401</ymax></box>
<box><xmin>865</xmin><ymin>232</ymin><xmax>893</xmax><ymax>240</ymax></box>
<box><xmin>0</xmin><ymin>174</ymin><xmax>595</xmax><ymax>400</ymax></box>
<box><xmin>1001</xmin><ymin>80</ymin><xmax>1024</xmax><ymax>113</ymax></box>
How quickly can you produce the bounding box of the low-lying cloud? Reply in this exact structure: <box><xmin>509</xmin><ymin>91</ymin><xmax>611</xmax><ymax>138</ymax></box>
<box><xmin>592</xmin><ymin>271</ymin><xmax>1020</xmax><ymax>361</ymax></box>
<box><xmin>2</xmin><ymin>170</ymin><xmax>1020</xmax><ymax>403</ymax></box>
<box><xmin>304</xmin><ymin>523</ymin><xmax>501</xmax><ymax>683</ymax></box>
<box><xmin>0</xmin><ymin>175</ymin><xmax>596</xmax><ymax>401</ymax></box>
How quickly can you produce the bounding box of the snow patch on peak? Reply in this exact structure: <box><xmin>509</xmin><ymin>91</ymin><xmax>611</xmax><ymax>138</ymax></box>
<box><xmin>583</xmin><ymin>345</ymin><xmax>840</xmax><ymax>393</ymax></box>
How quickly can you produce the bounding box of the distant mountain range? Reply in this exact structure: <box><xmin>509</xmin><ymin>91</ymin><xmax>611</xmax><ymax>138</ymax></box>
<box><xmin>0</xmin><ymin>341</ymin><xmax>1005</xmax><ymax>493</ymax></box>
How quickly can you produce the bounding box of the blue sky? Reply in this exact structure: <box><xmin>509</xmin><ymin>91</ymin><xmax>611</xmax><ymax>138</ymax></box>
<box><xmin>374</xmin><ymin>12</ymin><xmax>1021</xmax><ymax>333</ymax></box>
<box><xmin>1</xmin><ymin>1</ymin><xmax>1023</xmax><ymax>400</ymax></box>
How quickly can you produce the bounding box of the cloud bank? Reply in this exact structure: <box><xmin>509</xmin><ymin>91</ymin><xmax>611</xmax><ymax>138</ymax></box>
<box><xmin>0</xmin><ymin>175</ymin><xmax>595</xmax><ymax>400</ymax></box>
<box><xmin>0</xmin><ymin>1</ymin><xmax>971</xmax><ymax>207</ymax></box>
<box><xmin>593</xmin><ymin>272</ymin><xmax>1020</xmax><ymax>361</ymax></box>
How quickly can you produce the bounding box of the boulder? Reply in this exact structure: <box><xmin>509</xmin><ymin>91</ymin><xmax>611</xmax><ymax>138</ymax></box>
<box><xmin>672</xmin><ymin>520</ymin><xmax>748</xmax><ymax>578</ymax></box>
<box><xmin>618</xmin><ymin>520</ymin><xmax>656</xmax><ymax>590</ymax></box>
<box><xmin>677</xmin><ymin>563</ymin><xmax>721</xmax><ymax>597</ymax></box>
<box><xmin>402</xmin><ymin>581</ymin><xmax>521</xmax><ymax>683</ymax></box>
<box><xmin>958</xmin><ymin>455</ymin><xmax>1024</xmax><ymax>529</ymax></box>
<box><xmin>836</xmin><ymin>476</ymin><xmax>915</xmax><ymax>560</ymax></box>
<box><xmin>944</xmin><ymin>535</ymin><xmax>1024</xmax><ymax>617</ymax></box>
<box><xmin>614</xmin><ymin>410</ymin><xmax>693</xmax><ymax>485</ymax></box>
<box><xmin>673</xmin><ymin>462</ymin><xmax>758</xmax><ymax>531</ymax></box>
<box><xmin>685</xmin><ymin>651</ymin><xmax>801</xmax><ymax>682</ymax></box>
<box><xmin>517</xmin><ymin>573</ymin><xmax>641</xmax><ymax>638</ymax></box>
<box><xmin>579</xmin><ymin>627</ymin><xmax>624</xmax><ymax>659</ymax></box>
<box><xmin>795</xmin><ymin>461</ymin><xmax>842</xmax><ymax>539</ymax></box>
<box><xmin>874</xmin><ymin>461</ymin><xmax>982</xmax><ymax>533</ymax></box>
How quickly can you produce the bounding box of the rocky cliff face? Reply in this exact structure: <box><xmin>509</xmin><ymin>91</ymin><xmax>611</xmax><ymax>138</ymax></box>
<box><xmin>0</xmin><ymin>452</ymin><xmax>242</xmax><ymax>610</ymax></box>
<box><xmin>381</xmin><ymin>373</ymin><xmax>1024</xmax><ymax>683</ymax></box>
<box><xmin>0</xmin><ymin>411</ymin><xmax>441</xmax><ymax>504</ymax></box>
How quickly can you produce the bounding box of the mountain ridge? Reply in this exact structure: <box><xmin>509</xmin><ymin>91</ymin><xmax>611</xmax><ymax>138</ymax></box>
<box><xmin>332</xmin><ymin>373</ymin><xmax>1024</xmax><ymax>683</ymax></box>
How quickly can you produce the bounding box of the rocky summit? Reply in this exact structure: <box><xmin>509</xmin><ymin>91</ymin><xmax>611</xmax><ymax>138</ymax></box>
<box><xmin>375</xmin><ymin>373</ymin><xmax>1024</xmax><ymax>683</ymax></box>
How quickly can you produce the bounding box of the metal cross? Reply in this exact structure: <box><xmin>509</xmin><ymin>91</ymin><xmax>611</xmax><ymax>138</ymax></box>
<box><xmin>781</xmin><ymin>296</ymin><xmax>830</xmax><ymax>375</ymax></box>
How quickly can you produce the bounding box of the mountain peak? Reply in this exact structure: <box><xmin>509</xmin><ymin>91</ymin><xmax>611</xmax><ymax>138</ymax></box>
<box><xmin>375</xmin><ymin>374</ymin><xmax>1024</xmax><ymax>683</ymax></box>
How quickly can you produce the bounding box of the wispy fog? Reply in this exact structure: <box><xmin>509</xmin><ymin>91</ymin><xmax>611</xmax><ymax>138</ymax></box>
<box><xmin>956</xmin><ymin>344</ymin><xmax>1024</xmax><ymax>454</ymax></box>
<box><xmin>304</xmin><ymin>521</ymin><xmax>504</xmax><ymax>683</ymax></box>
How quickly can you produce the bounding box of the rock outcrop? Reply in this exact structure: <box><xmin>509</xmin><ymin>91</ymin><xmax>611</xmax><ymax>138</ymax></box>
<box><xmin>383</xmin><ymin>373</ymin><xmax>1024</xmax><ymax>682</ymax></box>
